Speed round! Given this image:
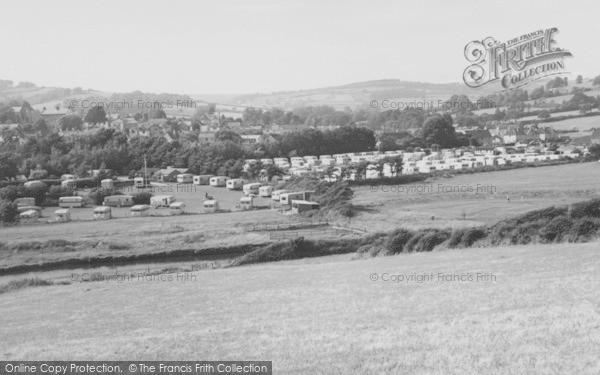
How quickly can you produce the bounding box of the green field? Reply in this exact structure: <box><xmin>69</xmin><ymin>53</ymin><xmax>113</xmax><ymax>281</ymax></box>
<box><xmin>1</xmin><ymin>242</ymin><xmax>599</xmax><ymax>374</ymax></box>
<box><xmin>351</xmin><ymin>162</ymin><xmax>600</xmax><ymax>232</ymax></box>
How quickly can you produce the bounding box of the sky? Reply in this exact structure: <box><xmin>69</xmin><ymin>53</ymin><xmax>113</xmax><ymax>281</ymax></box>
<box><xmin>0</xmin><ymin>0</ymin><xmax>598</xmax><ymax>95</ymax></box>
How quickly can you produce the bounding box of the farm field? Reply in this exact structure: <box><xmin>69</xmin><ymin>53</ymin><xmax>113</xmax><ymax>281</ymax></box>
<box><xmin>352</xmin><ymin>162</ymin><xmax>600</xmax><ymax>232</ymax></box>
<box><xmin>1</xmin><ymin>242</ymin><xmax>599</xmax><ymax>374</ymax></box>
<box><xmin>543</xmin><ymin>115</ymin><xmax>600</xmax><ymax>132</ymax></box>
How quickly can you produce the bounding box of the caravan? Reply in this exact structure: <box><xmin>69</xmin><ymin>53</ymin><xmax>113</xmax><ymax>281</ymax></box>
<box><xmin>226</xmin><ymin>179</ymin><xmax>244</xmax><ymax>190</ymax></box>
<box><xmin>58</xmin><ymin>196</ymin><xmax>84</xmax><ymax>208</ymax></box>
<box><xmin>93</xmin><ymin>206</ymin><xmax>112</xmax><ymax>220</ymax></box>
<box><xmin>203</xmin><ymin>200</ymin><xmax>219</xmax><ymax>213</ymax></box>
<box><xmin>177</xmin><ymin>173</ymin><xmax>194</xmax><ymax>184</ymax></box>
<box><xmin>170</xmin><ymin>201</ymin><xmax>186</xmax><ymax>215</ymax></box>
<box><xmin>243</xmin><ymin>183</ymin><xmax>262</xmax><ymax>195</ymax></box>
<box><xmin>258</xmin><ymin>186</ymin><xmax>274</xmax><ymax>197</ymax></box>
<box><xmin>209</xmin><ymin>176</ymin><xmax>229</xmax><ymax>187</ymax></box>
<box><xmin>103</xmin><ymin>195</ymin><xmax>134</xmax><ymax>207</ymax></box>
<box><xmin>131</xmin><ymin>205</ymin><xmax>151</xmax><ymax>217</ymax></box>
<box><xmin>151</xmin><ymin>195</ymin><xmax>175</xmax><ymax>208</ymax></box>
<box><xmin>193</xmin><ymin>175</ymin><xmax>213</xmax><ymax>185</ymax></box>
<box><xmin>271</xmin><ymin>189</ymin><xmax>290</xmax><ymax>201</ymax></box>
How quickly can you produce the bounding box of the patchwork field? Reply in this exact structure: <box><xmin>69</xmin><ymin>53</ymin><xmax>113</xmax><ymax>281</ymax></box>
<box><xmin>1</xmin><ymin>242</ymin><xmax>599</xmax><ymax>374</ymax></box>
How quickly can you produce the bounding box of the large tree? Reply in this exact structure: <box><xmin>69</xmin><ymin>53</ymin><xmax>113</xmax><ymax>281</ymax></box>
<box><xmin>84</xmin><ymin>106</ymin><xmax>107</xmax><ymax>125</ymax></box>
<box><xmin>421</xmin><ymin>115</ymin><xmax>458</xmax><ymax>148</ymax></box>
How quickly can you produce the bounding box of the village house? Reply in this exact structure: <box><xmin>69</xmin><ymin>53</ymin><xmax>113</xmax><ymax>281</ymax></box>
<box><xmin>156</xmin><ymin>166</ymin><xmax>191</xmax><ymax>182</ymax></box>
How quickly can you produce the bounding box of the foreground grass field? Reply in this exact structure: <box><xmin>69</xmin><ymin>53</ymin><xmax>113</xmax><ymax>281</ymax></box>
<box><xmin>1</xmin><ymin>242</ymin><xmax>599</xmax><ymax>374</ymax></box>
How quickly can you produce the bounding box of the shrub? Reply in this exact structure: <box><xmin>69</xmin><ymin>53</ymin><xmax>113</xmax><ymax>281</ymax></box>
<box><xmin>488</xmin><ymin>221</ymin><xmax>517</xmax><ymax>246</ymax></box>
<box><xmin>25</xmin><ymin>183</ymin><xmax>48</xmax><ymax>206</ymax></box>
<box><xmin>385</xmin><ymin>229</ymin><xmax>413</xmax><ymax>254</ymax></box>
<box><xmin>89</xmin><ymin>187</ymin><xmax>121</xmax><ymax>205</ymax></box>
<box><xmin>412</xmin><ymin>230</ymin><xmax>450</xmax><ymax>252</ymax></box>
<box><xmin>0</xmin><ymin>199</ymin><xmax>19</xmax><ymax>225</ymax></box>
<box><xmin>569</xmin><ymin>217</ymin><xmax>600</xmax><ymax>242</ymax></box>
<box><xmin>508</xmin><ymin>220</ymin><xmax>546</xmax><ymax>245</ymax></box>
<box><xmin>448</xmin><ymin>228</ymin><xmax>487</xmax><ymax>248</ymax></box>
<box><xmin>569</xmin><ymin>199</ymin><xmax>600</xmax><ymax>219</ymax></box>
<box><xmin>0</xmin><ymin>278</ymin><xmax>53</xmax><ymax>294</ymax></box>
<box><xmin>108</xmin><ymin>243</ymin><xmax>131</xmax><ymax>250</ymax></box>
<box><xmin>540</xmin><ymin>215</ymin><xmax>573</xmax><ymax>243</ymax></box>
<box><xmin>461</xmin><ymin>228</ymin><xmax>487</xmax><ymax>247</ymax></box>
<box><xmin>133</xmin><ymin>192</ymin><xmax>152</xmax><ymax>205</ymax></box>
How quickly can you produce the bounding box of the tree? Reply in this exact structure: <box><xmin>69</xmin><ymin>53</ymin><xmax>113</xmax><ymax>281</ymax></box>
<box><xmin>84</xmin><ymin>106</ymin><xmax>107</xmax><ymax>125</ymax></box>
<box><xmin>0</xmin><ymin>153</ymin><xmax>20</xmax><ymax>180</ymax></box>
<box><xmin>0</xmin><ymin>199</ymin><xmax>19</xmax><ymax>225</ymax></box>
<box><xmin>589</xmin><ymin>144</ymin><xmax>600</xmax><ymax>160</ymax></box>
<box><xmin>422</xmin><ymin>115</ymin><xmax>458</xmax><ymax>148</ymax></box>
<box><xmin>529</xmin><ymin>86</ymin><xmax>545</xmax><ymax>100</ymax></box>
<box><xmin>148</xmin><ymin>109</ymin><xmax>166</xmax><ymax>119</ymax></box>
<box><xmin>34</xmin><ymin>117</ymin><xmax>50</xmax><ymax>136</ymax></box>
<box><xmin>25</xmin><ymin>183</ymin><xmax>48</xmax><ymax>206</ymax></box>
<box><xmin>58</xmin><ymin>115</ymin><xmax>83</xmax><ymax>131</ymax></box>
<box><xmin>215</xmin><ymin>130</ymin><xmax>242</xmax><ymax>143</ymax></box>
<box><xmin>133</xmin><ymin>192</ymin><xmax>152</xmax><ymax>205</ymax></box>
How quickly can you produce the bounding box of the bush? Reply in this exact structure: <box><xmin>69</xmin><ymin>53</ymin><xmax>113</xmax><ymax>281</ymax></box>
<box><xmin>412</xmin><ymin>230</ymin><xmax>450</xmax><ymax>252</ymax></box>
<box><xmin>488</xmin><ymin>221</ymin><xmax>517</xmax><ymax>246</ymax></box>
<box><xmin>25</xmin><ymin>183</ymin><xmax>48</xmax><ymax>206</ymax></box>
<box><xmin>508</xmin><ymin>220</ymin><xmax>546</xmax><ymax>245</ymax></box>
<box><xmin>385</xmin><ymin>229</ymin><xmax>413</xmax><ymax>254</ymax></box>
<box><xmin>46</xmin><ymin>185</ymin><xmax>75</xmax><ymax>200</ymax></box>
<box><xmin>133</xmin><ymin>192</ymin><xmax>152</xmax><ymax>205</ymax></box>
<box><xmin>0</xmin><ymin>199</ymin><xmax>19</xmax><ymax>225</ymax></box>
<box><xmin>540</xmin><ymin>215</ymin><xmax>573</xmax><ymax>242</ymax></box>
<box><xmin>569</xmin><ymin>217</ymin><xmax>600</xmax><ymax>242</ymax></box>
<box><xmin>448</xmin><ymin>228</ymin><xmax>487</xmax><ymax>248</ymax></box>
<box><xmin>569</xmin><ymin>199</ymin><xmax>600</xmax><ymax>219</ymax></box>
<box><xmin>461</xmin><ymin>228</ymin><xmax>487</xmax><ymax>246</ymax></box>
<box><xmin>89</xmin><ymin>187</ymin><xmax>121</xmax><ymax>205</ymax></box>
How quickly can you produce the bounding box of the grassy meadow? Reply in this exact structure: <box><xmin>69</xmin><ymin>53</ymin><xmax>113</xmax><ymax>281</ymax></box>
<box><xmin>351</xmin><ymin>162</ymin><xmax>600</xmax><ymax>232</ymax></box>
<box><xmin>1</xmin><ymin>242</ymin><xmax>599</xmax><ymax>374</ymax></box>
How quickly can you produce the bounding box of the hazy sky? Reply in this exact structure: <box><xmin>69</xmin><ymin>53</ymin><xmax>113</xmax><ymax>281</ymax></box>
<box><xmin>1</xmin><ymin>0</ymin><xmax>597</xmax><ymax>94</ymax></box>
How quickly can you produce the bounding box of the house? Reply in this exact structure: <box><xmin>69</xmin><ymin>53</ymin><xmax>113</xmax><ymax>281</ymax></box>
<box><xmin>198</xmin><ymin>132</ymin><xmax>216</xmax><ymax>143</ymax></box>
<box><xmin>465</xmin><ymin>129</ymin><xmax>493</xmax><ymax>147</ymax></box>
<box><xmin>267</xmin><ymin>123</ymin><xmax>309</xmax><ymax>134</ymax></box>
<box><xmin>591</xmin><ymin>129</ymin><xmax>600</xmax><ymax>145</ymax></box>
<box><xmin>240</xmin><ymin>134</ymin><xmax>261</xmax><ymax>144</ymax></box>
<box><xmin>156</xmin><ymin>166</ymin><xmax>191</xmax><ymax>182</ymax></box>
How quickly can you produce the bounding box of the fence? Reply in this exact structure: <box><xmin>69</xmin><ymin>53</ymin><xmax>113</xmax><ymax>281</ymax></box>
<box><xmin>241</xmin><ymin>220</ymin><xmax>329</xmax><ymax>232</ymax></box>
<box><xmin>269</xmin><ymin>228</ymin><xmax>352</xmax><ymax>240</ymax></box>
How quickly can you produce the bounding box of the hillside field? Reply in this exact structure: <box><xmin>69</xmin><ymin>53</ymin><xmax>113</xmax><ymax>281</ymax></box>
<box><xmin>351</xmin><ymin>162</ymin><xmax>600</xmax><ymax>232</ymax></box>
<box><xmin>1</xmin><ymin>242</ymin><xmax>599</xmax><ymax>374</ymax></box>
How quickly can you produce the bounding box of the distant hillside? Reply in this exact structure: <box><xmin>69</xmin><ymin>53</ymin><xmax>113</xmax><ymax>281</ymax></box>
<box><xmin>230</xmin><ymin>79</ymin><xmax>499</xmax><ymax>111</ymax></box>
